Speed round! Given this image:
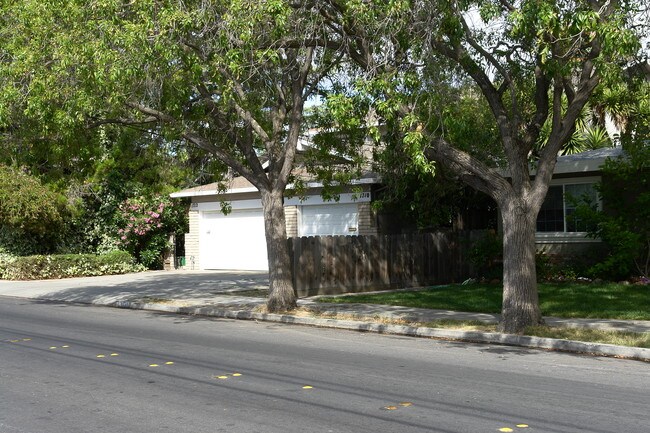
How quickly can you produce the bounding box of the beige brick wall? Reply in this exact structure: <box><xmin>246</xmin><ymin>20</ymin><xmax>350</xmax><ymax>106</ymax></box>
<box><xmin>285</xmin><ymin>206</ymin><xmax>298</xmax><ymax>237</ymax></box>
<box><xmin>358</xmin><ymin>202</ymin><xmax>378</xmax><ymax>236</ymax></box>
<box><xmin>184</xmin><ymin>210</ymin><xmax>200</xmax><ymax>270</ymax></box>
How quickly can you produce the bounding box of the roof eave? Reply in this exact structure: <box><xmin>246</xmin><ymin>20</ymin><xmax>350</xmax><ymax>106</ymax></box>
<box><xmin>169</xmin><ymin>176</ymin><xmax>381</xmax><ymax>199</ymax></box>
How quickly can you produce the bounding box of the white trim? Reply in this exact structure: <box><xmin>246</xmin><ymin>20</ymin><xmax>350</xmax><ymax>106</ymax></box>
<box><xmin>535</xmin><ymin>232</ymin><xmax>600</xmax><ymax>244</ymax></box>
<box><xmin>170</xmin><ymin>177</ymin><xmax>379</xmax><ymax>198</ymax></box>
<box><xmin>285</xmin><ymin>192</ymin><xmax>371</xmax><ymax>206</ymax></box>
<box><xmin>196</xmin><ymin>199</ymin><xmax>262</xmax><ymax>212</ymax></box>
<box><xmin>171</xmin><ymin>187</ymin><xmax>258</xmax><ymax>198</ymax></box>
<box><xmin>548</xmin><ymin>176</ymin><xmax>600</xmax><ymax>186</ymax></box>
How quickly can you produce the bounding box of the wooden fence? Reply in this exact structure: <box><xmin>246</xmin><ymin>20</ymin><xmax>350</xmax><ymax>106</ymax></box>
<box><xmin>288</xmin><ymin>231</ymin><xmax>487</xmax><ymax>297</ymax></box>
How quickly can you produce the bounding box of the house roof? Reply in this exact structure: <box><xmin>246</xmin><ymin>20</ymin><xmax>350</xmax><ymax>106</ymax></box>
<box><xmin>170</xmin><ymin>171</ymin><xmax>380</xmax><ymax>198</ymax></box>
<box><xmin>552</xmin><ymin>146</ymin><xmax>623</xmax><ymax>175</ymax></box>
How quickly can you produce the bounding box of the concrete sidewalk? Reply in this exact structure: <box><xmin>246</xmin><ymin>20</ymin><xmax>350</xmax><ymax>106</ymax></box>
<box><xmin>1</xmin><ymin>271</ymin><xmax>648</xmax><ymax>360</ymax></box>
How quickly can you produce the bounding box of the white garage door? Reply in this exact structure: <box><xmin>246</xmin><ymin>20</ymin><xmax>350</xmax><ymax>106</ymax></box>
<box><xmin>200</xmin><ymin>209</ymin><xmax>268</xmax><ymax>270</ymax></box>
<box><xmin>300</xmin><ymin>204</ymin><xmax>359</xmax><ymax>236</ymax></box>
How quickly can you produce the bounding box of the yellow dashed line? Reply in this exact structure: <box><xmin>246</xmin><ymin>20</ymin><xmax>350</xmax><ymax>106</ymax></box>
<box><xmin>61</xmin><ymin>345</ymin><xmax>70</xmax><ymax>348</ymax></box>
<box><xmin>302</xmin><ymin>385</ymin><xmax>313</xmax><ymax>389</ymax></box>
<box><xmin>149</xmin><ymin>364</ymin><xmax>159</xmax><ymax>367</ymax></box>
<box><xmin>499</xmin><ymin>428</ymin><xmax>514</xmax><ymax>432</ymax></box>
<box><xmin>22</xmin><ymin>338</ymin><xmax>31</xmax><ymax>341</ymax></box>
<box><xmin>49</xmin><ymin>346</ymin><xmax>57</xmax><ymax>350</ymax></box>
<box><xmin>96</xmin><ymin>354</ymin><xmax>106</xmax><ymax>358</ymax></box>
<box><xmin>516</xmin><ymin>425</ymin><xmax>529</xmax><ymax>428</ymax></box>
<box><xmin>382</xmin><ymin>401</ymin><xmax>414</xmax><ymax>411</ymax></box>
<box><xmin>165</xmin><ymin>361</ymin><xmax>174</xmax><ymax>365</ymax></box>
<box><xmin>110</xmin><ymin>353</ymin><xmax>119</xmax><ymax>356</ymax></box>
<box><xmin>213</xmin><ymin>373</ymin><xmax>242</xmax><ymax>380</ymax></box>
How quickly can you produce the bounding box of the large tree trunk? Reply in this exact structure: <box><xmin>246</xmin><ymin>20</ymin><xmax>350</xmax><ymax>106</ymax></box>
<box><xmin>261</xmin><ymin>189</ymin><xmax>297</xmax><ymax>312</ymax></box>
<box><xmin>498</xmin><ymin>198</ymin><xmax>543</xmax><ymax>333</ymax></box>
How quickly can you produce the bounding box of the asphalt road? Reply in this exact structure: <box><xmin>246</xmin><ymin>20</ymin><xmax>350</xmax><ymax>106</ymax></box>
<box><xmin>1</xmin><ymin>298</ymin><xmax>648</xmax><ymax>433</ymax></box>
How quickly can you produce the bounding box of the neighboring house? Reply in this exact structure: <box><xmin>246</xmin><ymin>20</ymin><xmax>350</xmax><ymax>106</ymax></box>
<box><xmin>170</xmin><ymin>173</ymin><xmax>379</xmax><ymax>271</ymax></box>
<box><xmin>532</xmin><ymin>146</ymin><xmax>623</xmax><ymax>256</ymax></box>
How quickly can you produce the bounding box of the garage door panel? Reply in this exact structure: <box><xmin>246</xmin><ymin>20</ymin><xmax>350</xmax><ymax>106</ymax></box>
<box><xmin>300</xmin><ymin>204</ymin><xmax>359</xmax><ymax>236</ymax></box>
<box><xmin>200</xmin><ymin>210</ymin><xmax>268</xmax><ymax>270</ymax></box>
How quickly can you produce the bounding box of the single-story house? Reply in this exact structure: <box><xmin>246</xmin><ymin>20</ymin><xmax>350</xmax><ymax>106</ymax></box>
<box><xmin>531</xmin><ymin>146</ymin><xmax>623</xmax><ymax>256</ymax></box>
<box><xmin>170</xmin><ymin>173</ymin><xmax>380</xmax><ymax>271</ymax></box>
<box><xmin>170</xmin><ymin>146</ymin><xmax>623</xmax><ymax>271</ymax></box>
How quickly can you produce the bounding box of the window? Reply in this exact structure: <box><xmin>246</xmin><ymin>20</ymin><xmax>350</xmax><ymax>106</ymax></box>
<box><xmin>536</xmin><ymin>182</ymin><xmax>598</xmax><ymax>233</ymax></box>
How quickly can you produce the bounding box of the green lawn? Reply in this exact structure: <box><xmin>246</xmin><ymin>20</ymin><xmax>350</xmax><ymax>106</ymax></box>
<box><xmin>318</xmin><ymin>282</ymin><xmax>650</xmax><ymax>320</ymax></box>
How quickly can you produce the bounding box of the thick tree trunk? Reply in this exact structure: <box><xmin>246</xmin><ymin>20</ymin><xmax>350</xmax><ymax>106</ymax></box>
<box><xmin>498</xmin><ymin>198</ymin><xmax>543</xmax><ymax>333</ymax></box>
<box><xmin>261</xmin><ymin>189</ymin><xmax>297</xmax><ymax>312</ymax></box>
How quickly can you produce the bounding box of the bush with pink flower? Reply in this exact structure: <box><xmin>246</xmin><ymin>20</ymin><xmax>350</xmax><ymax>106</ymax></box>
<box><xmin>115</xmin><ymin>195</ymin><xmax>187</xmax><ymax>269</ymax></box>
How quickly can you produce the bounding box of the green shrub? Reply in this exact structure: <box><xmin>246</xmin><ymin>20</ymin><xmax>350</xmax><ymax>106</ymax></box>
<box><xmin>573</xmin><ymin>142</ymin><xmax>649</xmax><ymax>280</ymax></box>
<box><xmin>0</xmin><ymin>252</ymin><xmax>18</xmax><ymax>279</ymax></box>
<box><xmin>0</xmin><ymin>165</ymin><xmax>68</xmax><ymax>254</ymax></box>
<box><xmin>535</xmin><ymin>249</ymin><xmax>580</xmax><ymax>282</ymax></box>
<box><xmin>468</xmin><ymin>230</ymin><xmax>502</xmax><ymax>279</ymax></box>
<box><xmin>0</xmin><ymin>251</ymin><xmax>145</xmax><ymax>280</ymax></box>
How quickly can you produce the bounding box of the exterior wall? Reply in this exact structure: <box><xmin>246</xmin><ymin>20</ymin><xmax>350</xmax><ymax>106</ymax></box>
<box><xmin>285</xmin><ymin>206</ymin><xmax>298</xmax><ymax>237</ymax></box>
<box><xmin>358</xmin><ymin>202</ymin><xmax>378</xmax><ymax>236</ymax></box>
<box><xmin>184</xmin><ymin>209</ymin><xmax>200</xmax><ymax>270</ymax></box>
<box><xmin>535</xmin><ymin>239</ymin><xmax>606</xmax><ymax>272</ymax></box>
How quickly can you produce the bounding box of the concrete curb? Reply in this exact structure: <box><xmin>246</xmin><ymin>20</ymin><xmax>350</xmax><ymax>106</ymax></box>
<box><xmin>110</xmin><ymin>300</ymin><xmax>650</xmax><ymax>362</ymax></box>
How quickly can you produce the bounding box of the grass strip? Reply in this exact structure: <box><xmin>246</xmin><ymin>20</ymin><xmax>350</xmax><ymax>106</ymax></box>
<box><xmin>305</xmin><ymin>310</ymin><xmax>650</xmax><ymax>348</ymax></box>
<box><xmin>317</xmin><ymin>282</ymin><xmax>650</xmax><ymax>321</ymax></box>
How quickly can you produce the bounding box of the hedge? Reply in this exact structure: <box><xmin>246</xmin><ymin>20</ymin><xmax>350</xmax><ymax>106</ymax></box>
<box><xmin>0</xmin><ymin>251</ymin><xmax>146</xmax><ymax>280</ymax></box>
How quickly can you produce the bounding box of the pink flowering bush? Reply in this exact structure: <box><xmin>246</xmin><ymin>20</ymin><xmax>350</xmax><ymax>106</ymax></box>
<box><xmin>115</xmin><ymin>195</ymin><xmax>186</xmax><ymax>269</ymax></box>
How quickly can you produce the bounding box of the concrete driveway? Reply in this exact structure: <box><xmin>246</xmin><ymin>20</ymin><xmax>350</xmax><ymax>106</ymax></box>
<box><xmin>0</xmin><ymin>270</ymin><xmax>269</xmax><ymax>306</ymax></box>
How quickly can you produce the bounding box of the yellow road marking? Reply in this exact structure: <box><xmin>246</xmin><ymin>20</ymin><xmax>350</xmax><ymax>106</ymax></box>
<box><xmin>149</xmin><ymin>364</ymin><xmax>159</xmax><ymax>367</ymax></box>
<box><xmin>110</xmin><ymin>353</ymin><xmax>119</xmax><ymax>356</ymax></box>
<box><xmin>96</xmin><ymin>354</ymin><xmax>106</xmax><ymax>358</ymax></box>
<box><xmin>62</xmin><ymin>345</ymin><xmax>70</xmax><ymax>348</ymax></box>
<box><xmin>49</xmin><ymin>346</ymin><xmax>57</xmax><ymax>350</ymax></box>
<box><xmin>23</xmin><ymin>338</ymin><xmax>32</xmax><ymax>341</ymax></box>
<box><xmin>516</xmin><ymin>425</ymin><xmax>529</xmax><ymax>428</ymax></box>
<box><xmin>215</xmin><ymin>375</ymin><xmax>228</xmax><ymax>379</ymax></box>
<box><xmin>499</xmin><ymin>428</ymin><xmax>514</xmax><ymax>432</ymax></box>
<box><xmin>10</xmin><ymin>340</ymin><xmax>20</xmax><ymax>343</ymax></box>
<box><xmin>165</xmin><ymin>361</ymin><xmax>174</xmax><ymax>365</ymax></box>
<box><xmin>383</xmin><ymin>406</ymin><xmax>398</xmax><ymax>410</ymax></box>
<box><xmin>399</xmin><ymin>402</ymin><xmax>413</xmax><ymax>407</ymax></box>
<box><xmin>302</xmin><ymin>385</ymin><xmax>313</xmax><ymax>389</ymax></box>
<box><xmin>232</xmin><ymin>373</ymin><xmax>242</xmax><ymax>377</ymax></box>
